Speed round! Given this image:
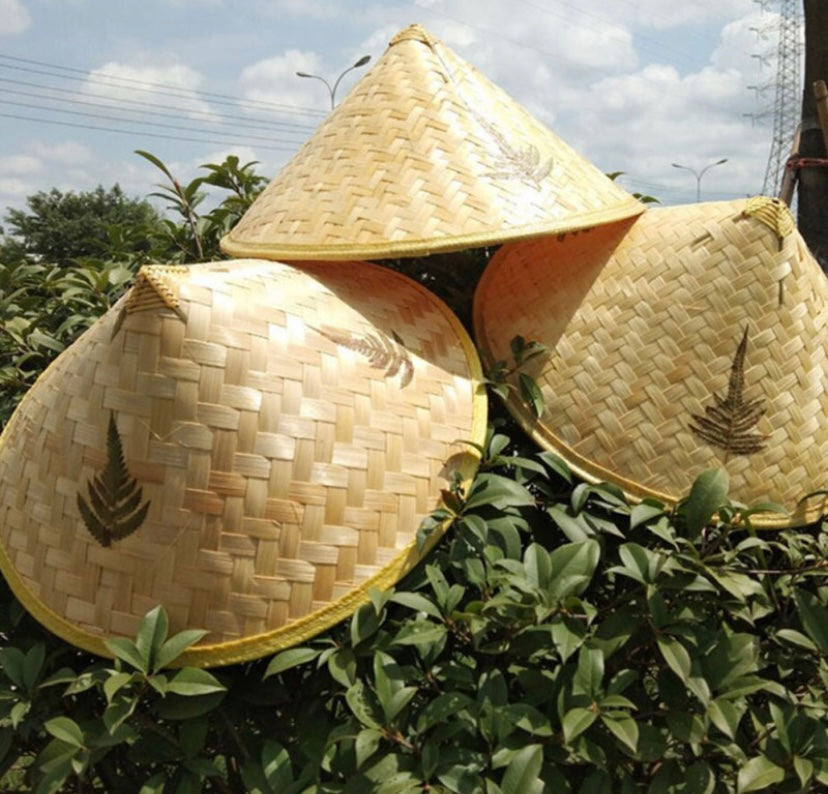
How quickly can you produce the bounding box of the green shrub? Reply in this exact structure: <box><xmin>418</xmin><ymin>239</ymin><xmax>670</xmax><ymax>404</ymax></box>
<box><xmin>1</xmin><ymin>155</ymin><xmax>827</xmax><ymax>793</ymax></box>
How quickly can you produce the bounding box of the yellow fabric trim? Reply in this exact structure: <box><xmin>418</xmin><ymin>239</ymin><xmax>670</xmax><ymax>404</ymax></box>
<box><xmin>219</xmin><ymin>200</ymin><xmax>646</xmax><ymax>262</ymax></box>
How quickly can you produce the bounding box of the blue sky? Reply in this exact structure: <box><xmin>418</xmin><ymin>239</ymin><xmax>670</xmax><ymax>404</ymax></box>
<box><xmin>0</xmin><ymin>0</ymin><xmax>792</xmax><ymax>217</ymax></box>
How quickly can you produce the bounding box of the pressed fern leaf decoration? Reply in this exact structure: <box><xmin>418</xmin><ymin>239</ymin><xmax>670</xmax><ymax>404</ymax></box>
<box><xmin>77</xmin><ymin>413</ymin><xmax>151</xmax><ymax>547</ymax></box>
<box><xmin>689</xmin><ymin>325</ymin><xmax>768</xmax><ymax>460</ymax></box>
<box><xmin>478</xmin><ymin>117</ymin><xmax>554</xmax><ymax>186</ymax></box>
<box><xmin>312</xmin><ymin>325</ymin><xmax>414</xmax><ymax>388</ymax></box>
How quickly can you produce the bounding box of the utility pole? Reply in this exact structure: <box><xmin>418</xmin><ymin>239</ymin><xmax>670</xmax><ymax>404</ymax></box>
<box><xmin>758</xmin><ymin>0</ymin><xmax>803</xmax><ymax>197</ymax></box>
<box><xmin>798</xmin><ymin>0</ymin><xmax>828</xmax><ymax>270</ymax></box>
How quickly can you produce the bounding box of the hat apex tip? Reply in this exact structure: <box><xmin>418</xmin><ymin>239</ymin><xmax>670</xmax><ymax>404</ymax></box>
<box><xmin>743</xmin><ymin>195</ymin><xmax>795</xmax><ymax>242</ymax></box>
<box><xmin>125</xmin><ymin>265</ymin><xmax>188</xmax><ymax>316</ymax></box>
<box><xmin>389</xmin><ymin>23</ymin><xmax>439</xmax><ymax>48</ymax></box>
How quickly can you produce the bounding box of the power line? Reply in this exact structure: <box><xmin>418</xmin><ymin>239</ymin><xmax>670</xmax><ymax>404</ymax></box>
<box><xmin>0</xmin><ymin>98</ymin><xmax>307</xmax><ymax>147</ymax></box>
<box><xmin>0</xmin><ymin>111</ymin><xmax>299</xmax><ymax>152</ymax></box>
<box><xmin>0</xmin><ymin>81</ymin><xmax>315</xmax><ymax>137</ymax></box>
<box><xmin>0</xmin><ymin>54</ymin><xmax>326</xmax><ymax>119</ymax></box>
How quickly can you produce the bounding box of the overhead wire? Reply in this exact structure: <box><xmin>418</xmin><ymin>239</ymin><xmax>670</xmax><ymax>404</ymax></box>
<box><xmin>0</xmin><ymin>52</ymin><xmax>327</xmax><ymax>118</ymax></box>
<box><xmin>0</xmin><ymin>77</ymin><xmax>318</xmax><ymax>134</ymax></box>
<box><xmin>0</xmin><ymin>98</ymin><xmax>309</xmax><ymax>147</ymax></box>
<box><xmin>0</xmin><ymin>111</ymin><xmax>298</xmax><ymax>152</ymax></box>
<box><xmin>0</xmin><ymin>51</ymin><xmax>324</xmax><ymax>156</ymax></box>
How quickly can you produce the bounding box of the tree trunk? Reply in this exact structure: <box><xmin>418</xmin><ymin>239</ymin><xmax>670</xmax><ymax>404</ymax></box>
<box><xmin>798</xmin><ymin>0</ymin><xmax>828</xmax><ymax>270</ymax></box>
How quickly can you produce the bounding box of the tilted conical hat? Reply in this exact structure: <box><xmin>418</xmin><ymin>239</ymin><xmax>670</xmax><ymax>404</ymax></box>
<box><xmin>220</xmin><ymin>24</ymin><xmax>643</xmax><ymax>262</ymax></box>
<box><xmin>0</xmin><ymin>259</ymin><xmax>486</xmax><ymax>666</ymax></box>
<box><xmin>473</xmin><ymin>197</ymin><xmax>828</xmax><ymax>527</ymax></box>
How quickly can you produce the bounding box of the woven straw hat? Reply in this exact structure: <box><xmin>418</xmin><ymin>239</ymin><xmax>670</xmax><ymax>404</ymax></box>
<box><xmin>0</xmin><ymin>259</ymin><xmax>486</xmax><ymax>666</ymax></box>
<box><xmin>473</xmin><ymin>197</ymin><xmax>828</xmax><ymax>527</ymax></box>
<box><xmin>220</xmin><ymin>24</ymin><xmax>644</xmax><ymax>261</ymax></box>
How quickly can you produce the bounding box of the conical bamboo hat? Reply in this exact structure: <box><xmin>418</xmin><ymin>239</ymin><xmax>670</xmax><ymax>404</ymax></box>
<box><xmin>0</xmin><ymin>259</ymin><xmax>486</xmax><ymax>666</ymax></box>
<box><xmin>473</xmin><ymin>197</ymin><xmax>828</xmax><ymax>527</ymax></box>
<box><xmin>220</xmin><ymin>24</ymin><xmax>644</xmax><ymax>262</ymax></box>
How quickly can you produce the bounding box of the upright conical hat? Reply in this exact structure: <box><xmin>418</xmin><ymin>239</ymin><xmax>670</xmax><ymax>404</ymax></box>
<box><xmin>220</xmin><ymin>24</ymin><xmax>643</xmax><ymax>262</ymax></box>
<box><xmin>474</xmin><ymin>197</ymin><xmax>828</xmax><ymax>527</ymax></box>
<box><xmin>0</xmin><ymin>259</ymin><xmax>485</xmax><ymax>666</ymax></box>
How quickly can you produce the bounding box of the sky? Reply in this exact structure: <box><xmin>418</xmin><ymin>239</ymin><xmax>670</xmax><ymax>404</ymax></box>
<box><xmin>0</xmin><ymin>0</ymin><xmax>799</xmax><ymax>223</ymax></box>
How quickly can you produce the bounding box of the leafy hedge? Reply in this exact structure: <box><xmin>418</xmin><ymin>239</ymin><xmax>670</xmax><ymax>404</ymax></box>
<box><xmin>1</xmin><ymin>156</ymin><xmax>828</xmax><ymax>793</ymax></box>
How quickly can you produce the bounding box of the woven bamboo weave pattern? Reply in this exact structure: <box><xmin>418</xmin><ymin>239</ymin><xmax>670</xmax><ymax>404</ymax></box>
<box><xmin>473</xmin><ymin>198</ymin><xmax>828</xmax><ymax>527</ymax></box>
<box><xmin>0</xmin><ymin>259</ymin><xmax>485</xmax><ymax>665</ymax></box>
<box><xmin>220</xmin><ymin>24</ymin><xmax>643</xmax><ymax>261</ymax></box>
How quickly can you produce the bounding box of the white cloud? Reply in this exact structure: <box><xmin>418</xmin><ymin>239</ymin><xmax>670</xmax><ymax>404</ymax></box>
<box><xmin>240</xmin><ymin>49</ymin><xmax>334</xmax><ymax>110</ymax></box>
<box><xmin>0</xmin><ymin>177</ymin><xmax>30</xmax><ymax>197</ymax></box>
<box><xmin>602</xmin><ymin>0</ymin><xmax>755</xmax><ymax>30</ymax></box>
<box><xmin>85</xmin><ymin>62</ymin><xmax>216</xmax><ymax>122</ymax></box>
<box><xmin>0</xmin><ymin>0</ymin><xmax>30</xmax><ymax>36</ymax></box>
<box><xmin>0</xmin><ymin>154</ymin><xmax>41</xmax><ymax>175</ymax></box>
<box><xmin>28</xmin><ymin>141</ymin><xmax>93</xmax><ymax>166</ymax></box>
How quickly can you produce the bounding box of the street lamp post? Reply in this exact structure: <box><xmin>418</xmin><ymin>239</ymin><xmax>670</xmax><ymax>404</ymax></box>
<box><xmin>296</xmin><ymin>55</ymin><xmax>371</xmax><ymax>109</ymax></box>
<box><xmin>671</xmin><ymin>158</ymin><xmax>728</xmax><ymax>202</ymax></box>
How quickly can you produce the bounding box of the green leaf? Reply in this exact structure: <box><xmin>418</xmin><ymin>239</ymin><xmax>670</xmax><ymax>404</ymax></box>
<box><xmin>657</xmin><ymin>636</ymin><xmax>691</xmax><ymax>683</ymax></box>
<box><xmin>155</xmin><ymin>691</ymin><xmax>225</xmax><ymax>721</ymax></box>
<box><xmin>136</xmin><ymin>605</ymin><xmax>169</xmax><ymax>671</ymax></box>
<box><xmin>684</xmin><ymin>468</ymin><xmax>729</xmax><ymax>536</ymax></box>
<box><xmin>794</xmin><ymin>589</ymin><xmax>828</xmax><ymax>654</ymax></box>
<box><xmin>22</xmin><ymin>643</ymin><xmax>45</xmax><ymax>691</ymax></box>
<box><xmin>38</xmin><ymin>668</ymin><xmax>80</xmax><ymax>689</ymax></box>
<box><xmin>523</xmin><ymin>543</ymin><xmax>551</xmax><ymax>589</ymax></box>
<box><xmin>708</xmin><ymin>698</ymin><xmax>741</xmax><ymax>740</ymax></box>
<box><xmin>386</xmin><ymin>687</ymin><xmax>418</xmax><ymax>722</ymax></box>
<box><xmin>537</xmin><ymin>451</ymin><xmax>572</xmax><ymax>483</ymax></box>
<box><xmin>103</xmin><ymin>671</ymin><xmax>134</xmax><ymax>703</ymax></box>
<box><xmin>550</xmin><ymin>617</ymin><xmax>586</xmax><ymax>662</ymax></box>
<box><xmin>630</xmin><ymin>502</ymin><xmax>665</xmax><ymax>529</ymax></box>
<box><xmin>0</xmin><ymin>647</ymin><xmax>24</xmax><ymax>688</ymax></box>
<box><xmin>355</xmin><ymin>728</ymin><xmax>383</xmax><ymax>770</ymax></box>
<box><xmin>500</xmin><ymin>744</ymin><xmax>543</xmax><ymax>794</ymax></box>
<box><xmin>264</xmin><ymin>646</ymin><xmax>321</xmax><ymax>678</ymax></box>
<box><xmin>135</xmin><ymin>149</ymin><xmax>177</xmax><ymax>182</ymax></box>
<box><xmin>105</xmin><ymin>637</ymin><xmax>147</xmax><ymax>673</ymax></box>
<box><xmin>737</xmin><ymin>755</ymin><xmax>785</xmax><ymax>793</ymax></box>
<box><xmin>390</xmin><ymin>591</ymin><xmax>444</xmax><ymax>620</ymax></box>
<box><xmin>547</xmin><ymin>539</ymin><xmax>600</xmax><ymax>601</ymax></box>
<box><xmin>464</xmin><ymin>473</ymin><xmax>535</xmax><ymax>511</ymax></box>
<box><xmin>775</xmin><ymin>629</ymin><xmax>818</xmax><ymax>652</ymax></box>
<box><xmin>166</xmin><ymin>668</ymin><xmax>226</xmax><ymax>697</ymax></box>
<box><xmin>562</xmin><ymin>707</ymin><xmax>598</xmax><ymax>744</ymax></box>
<box><xmin>10</xmin><ymin>700</ymin><xmax>31</xmax><ymax>728</ymax></box>
<box><xmin>44</xmin><ymin>717</ymin><xmax>85</xmax><ymax>749</ymax></box>
<box><xmin>416</xmin><ymin>692</ymin><xmax>474</xmax><ymax>732</ymax></box>
<box><xmin>103</xmin><ymin>695</ymin><xmax>138</xmax><ymax>733</ymax></box>
<box><xmin>601</xmin><ymin>714</ymin><xmax>639</xmax><ymax>752</ymax></box>
<box><xmin>351</xmin><ymin>602</ymin><xmax>383</xmax><ymax>646</ymax></box>
<box><xmin>154</xmin><ymin>629</ymin><xmax>209</xmax><ymax>672</ymax></box>
<box><xmin>178</xmin><ymin>717</ymin><xmax>208</xmax><ymax>758</ymax></box>
<box><xmin>518</xmin><ymin>372</ymin><xmax>545</xmax><ymax>418</ymax></box>
<box><xmin>138</xmin><ymin>773</ymin><xmax>166</xmax><ymax>794</ymax></box>
<box><xmin>392</xmin><ymin>621</ymin><xmax>447</xmax><ymax>647</ymax></box>
<box><xmin>325</xmin><ymin>647</ymin><xmax>355</xmax><ymax>689</ymax></box>
<box><xmin>793</xmin><ymin>756</ymin><xmax>814</xmax><ymax>789</ymax></box>
<box><xmin>573</xmin><ymin>647</ymin><xmax>604</xmax><ymax>697</ymax></box>
<box><xmin>346</xmin><ymin>680</ymin><xmax>383</xmax><ymax>729</ymax></box>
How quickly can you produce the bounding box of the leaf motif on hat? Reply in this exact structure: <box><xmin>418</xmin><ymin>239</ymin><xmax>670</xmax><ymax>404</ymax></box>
<box><xmin>478</xmin><ymin>118</ymin><xmax>554</xmax><ymax>187</ymax></box>
<box><xmin>689</xmin><ymin>325</ymin><xmax>768</xmax><ymax>460</ymax></box>
<box><xmin>312</xmin><ymin>326</ymin><xmax>414</xmax><ymax>388</ymax></box>
<box><xmin>77</xmin><ymin>413</ymin><xmax>151</xmax><ymax>547</ymax></box>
